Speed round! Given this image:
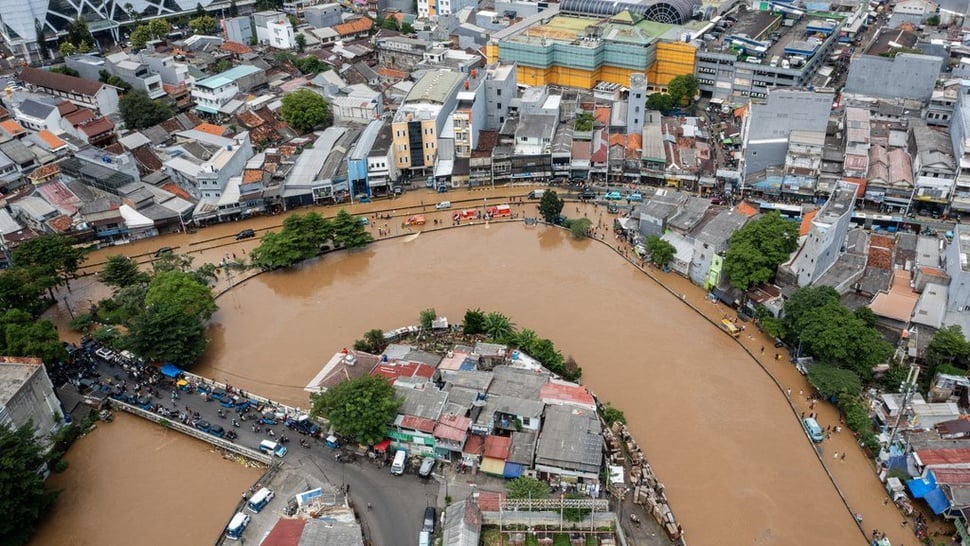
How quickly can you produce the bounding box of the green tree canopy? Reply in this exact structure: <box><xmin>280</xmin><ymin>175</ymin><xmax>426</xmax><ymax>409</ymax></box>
<box><xmin>280</xmin><ymin>88</ymin><xmax>331</xmax><ymax>133</ymax></box>
<box><xmin>12</xmin><ymin>234</ymin><xmax>84</xmax><ymax>295</ymax></box>
<box><xmin>781</xmin><ymin>286</ymin><xmax>840</xmax><ymax>336</ymax></box>
<box><xmin>67</xmin><ymin>17</ymin><xmax>93</xmax><ymax>46</ymax></box>
<box><xmin>419</xmin><ymin>308</ymin><xmax>436</xmax><ymax>329</ymax></box>
<box><xmin>927</xmin><ymin>325</ymin><xmax>970</xmax><ymax>379</ymax></box>
<box><xmin>310</xmin><ymin>375</ymin><xmax>400</xmax><ymax>445</ymax></box>
<box><xmin>353</xmin><ymin>329</ymin><xmax>386</xmax><ymax>354</ymax></box>
<box><xmin>462</xmin><ymin>308</ymin><xmax>486</xmax><ymax>335</ymax></box>
<box><xmin>332</xmin><ymin>209</ymin><xmax>373</xmax><ymax>249</ymax></box>
<box><xmin>667</xmin><ymin>74</ymin><xmax>699</xmax><ymax>106</ymax></box>
<box><xmin>807</xmin><ymin>363</ymin><xmax>863</xmax><ymax>399</ymax></box>
<box><xmin>483</xmin><ymin>311</ymin><xmax>515</xmax><ymax>341</ymax></box>
<box><xmin>0</xmin><ymin>423</ymin><xmax>59</xmax><ymax>546</ymax></box>
<box><xmin>294</xmin><ymin>55</ymin><xmax>326</xmax><ymax>75</ymax></box>
<box><xmin>130</xmin><ymin>19</ymin><xmax>169</xmax><ymax>48</ymax></box>
<box><xmin>189</xmin><ymin>15</ymin><xmax>217</xmax><ymax>35</ymax></box>
<box><xmin>251</xmin><ymin>212</ymin><xmax>338</xmax><ymax>269</ymax></box>
<box><xmin>575</xmin><ymin>112</ymin><xmax>593</xmax><ymax>132</ymax></box>
<box><xmin>646</xmin><ymin>93</ymin><xmax>674</xmax><ymax>113</ymax></box>
<box><xmin>0</xmin><ymin>309</ymin><xmax>67</xmax><ymax>363</ymax></box>
<box><xmin>723</xmin><ymin>212</ymin><xmax>799</xmax><ymax>290</ymax></box>
<box><xmin>568</xmin><ymin>217</ymin><xmax>592</xmax><ymax>239</ymax></box>
<box><xmin>119</xmin><ymin>91</ymin><xmax>173</xmax><ymax>129</ymax></box>
<box><xmin>295</xmin><ymin>33</ymin><xmax>306</xmax><ymax>53</ymax></box>
<box><xmin>644</xmin><ymin>235</ymin><xmax>676</xmax><ymax>267</ymax></box>
<box><xmin>0</xmin><ymin>267</ymin><xmax>49</xmax><ymax>315</ymax></box>
<box><xmin>538</xmin><ymin>190</ymin><xmax>564</xmax><ymax>223</ymax></box>
<box><xmin>126</xmin><ymin>270</ymin><xmax>216</xmax><ymax>366</ymax></box>
<box><xmin>506</xmin><ymin>477</ymin><xmax>550</xmax><ymax>500</ymax></box>
<box><xmin>58</xmin><ymin>42</ymin><xmax>76</xmax><ymax>58</ymax></box>
<box><xmin>211</xmin><ymin>58</ymin><xmax>233</xmax><ymax>74</ymax></box>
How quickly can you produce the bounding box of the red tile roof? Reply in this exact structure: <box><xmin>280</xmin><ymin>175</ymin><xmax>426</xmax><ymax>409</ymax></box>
<box><xmin>433</xmin><ymin>414</ymin><xmax>471</xmax><ymax>442</ymax></box>
<box><xmin>370</xmin><ymin>361</ymin><xmax>435</xmax><ymax>381</ymax></box>
<box><xmin>64</xmin><ymin>107</ymin><xmax>95</xmax><ymax>126</ymax></box>
<box><xmin>799</xmin><ymin>209</ymin><xmax>818</xmax><ymax>237</ymax></box>
<box><xmin>46</xmin><ymin>214</ymin><xmax>72</xmax><ymax>233</ymax></box>
<box><xmin>0</xmin><ymin>119</ymin><xmax>25</xmax><ymax>136</ymax></box>
<box><xmin>475</xmin><ymin>490</ymin><xmax>505</xmax><ymax>512</ymax></box>
<box><xmin>736</xmin><ymin>201</ymin><xmax>759</xmax><ymax>217</ymax></box>
<box><xmin>161</xmin><ymin>183</ymin><xmax>193</xmax><ymax>200</ymax></box>
<box><xmin>221</xmin><ymin>41</ymin><xmax>253</xmax><ymax>55</ymax></box>
<box><xmin>237</xmin><ymin>110</ymin><xmax>265</xmax><ymax>128</ymax></box>
<box><xmin>194</xmin><ymin>122</ymin><xmax>227</xmax><ymax>136</ymax></box>
<box><xmin>399</xmin><ymin>415</ymin><xmax>436</xmax><ymax>433</ymax></box>
<box><xmin>483</xmin><ymin>435</ymin><xmax>511</xmax><ymax>460</ymax></box>
<box><xmin>463</xmin><ymin>434</ymin><xmax>484</xmax><ymax>456</ymax></box>
<box><xmin>334</xmin><ymin>17</ymin><xmax>373</xmax><ymax>37</ymax></box>
<box><xmin>539</xmin><ymin>381</ymin><xmax>595</xmax><ymax>409</ymax></box>
<box><xmin>21</xmin><ymin>67</ymin><xmax>104</xmax><ymax>96</ymax></box>
<box><xmin>37</xmin><ymin>130</ymin><xmax>67</xmax><ymax>150</ymax></box>
<box><xmin>79</xmin><ymin>117</ymin><xmax>115</xmax><ymax>137</ymax></box>
<box><xmin>260</xmin><ymin>518</ymin><xmax>307</xmax><ymax>546</ymax></box>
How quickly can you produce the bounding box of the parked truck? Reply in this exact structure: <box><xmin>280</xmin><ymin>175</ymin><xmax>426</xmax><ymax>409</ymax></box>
<box><xmin>529</xmin><ymin>189</ymin><xmax>545</xmax><ymax>199</ymax></box>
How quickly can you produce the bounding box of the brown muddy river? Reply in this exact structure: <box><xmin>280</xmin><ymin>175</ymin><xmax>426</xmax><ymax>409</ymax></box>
<box><xmin>188</xmin><ymin>221</ymin><xmax>863</xmax><ymax>545</ymax></box>
<box><xmin>29</xmin><ymin>413</ymin><xmax>260</xmax><ymax>546</ymax></box>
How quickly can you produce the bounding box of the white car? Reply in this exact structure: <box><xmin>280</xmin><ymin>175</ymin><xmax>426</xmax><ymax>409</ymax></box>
<box><xmin>435</xmin><ymin>201</ymin><xmax>451</xmax><ymax>210</ymax></box>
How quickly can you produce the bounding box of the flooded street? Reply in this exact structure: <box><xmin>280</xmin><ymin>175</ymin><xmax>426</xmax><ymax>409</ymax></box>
<box><xmin>29</xmin><ymin>413</ymin><xmax>261</xmax><ymax>546</ymax></box>
<box><xmin>194</xmin><ymin>222</ymin><xmax>862</xmax><ymax>545</ymax></box>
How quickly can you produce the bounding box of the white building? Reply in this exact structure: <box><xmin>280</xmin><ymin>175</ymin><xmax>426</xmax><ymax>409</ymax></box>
<box><xmin>788</xmin><ymin>181</ymin><xmax>859</xmax><ymax>287</ymax></box>
<box><xmin>163</xmin><ymin>130</ymin><xmax>253</xmax><ymax>201</ymax></box>
<box><xmin>253</xmin><ymin>11</ymin><xmax>295</xmax><ymax>49</ymax></box>
<box><xmin>0</xmin><ymin>356</ymin><xmax>63</xmax><ymax>443</ymax></box>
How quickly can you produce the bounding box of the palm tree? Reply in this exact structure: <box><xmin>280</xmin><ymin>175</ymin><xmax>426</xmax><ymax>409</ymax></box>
<box><xmin>483</xmin><ymin>312</ymin><xmax>515</xmax><ymax>342</ymax></box>
<box><xmin>510</xmin><ymin>328</ymin><xmax>538</xmax><ymax>350</ymax></box>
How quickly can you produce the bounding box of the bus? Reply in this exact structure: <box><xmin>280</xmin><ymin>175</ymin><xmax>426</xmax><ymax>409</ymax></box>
<box><xmin>721</xmin><ymin>319</ymin><xmax>741</xmax><ymax>338</ymax></box>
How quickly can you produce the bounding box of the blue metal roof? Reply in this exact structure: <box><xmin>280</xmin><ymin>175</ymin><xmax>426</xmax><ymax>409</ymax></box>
<box><xmin>195</xmin><ymin>64</ymin><xmax>262</xmax><ymax>89</ymax></box>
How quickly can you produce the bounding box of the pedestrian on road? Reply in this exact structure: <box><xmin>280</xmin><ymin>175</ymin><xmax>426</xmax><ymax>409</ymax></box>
<box><xmin>760</xmin><ymin>346</ymin><xmax>765</xmax><ymax>354</ymax></box>
<box><xmin>841</xmin><ymin>452</ymin><xmax>846</xmax><ymax>461</ymax></box>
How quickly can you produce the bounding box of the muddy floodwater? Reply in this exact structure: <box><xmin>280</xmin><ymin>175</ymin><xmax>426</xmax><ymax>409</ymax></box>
<box><xmin>192</xmin><ymin>222</ymin><xmax>862</xmax><ymax>545</ymax></box>
<box><xmin>29</xmin><ymin>413</ymin><xmax>261</xmax><ymax>546</ymax></box>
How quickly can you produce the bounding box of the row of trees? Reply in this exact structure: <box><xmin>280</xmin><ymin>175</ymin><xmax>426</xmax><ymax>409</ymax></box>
<box><xmin>250</xmin><ymin>209</ymin><xmax>373</xmax><ymax>270</ymax></box>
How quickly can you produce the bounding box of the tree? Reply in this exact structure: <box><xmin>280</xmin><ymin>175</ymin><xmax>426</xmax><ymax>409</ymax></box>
<box><xmin>58</xmin><ymin>42</ymin><xmax>77</xmax><ymax>58</ymax></box>
<box><xmin>646</xmin><ymin>93</ymin><xmax>674</xmax><ymax>113</ymax></box>
<box><xmin>574</xmin><ymin>112</ymin><xmax>593</xmax><ymax>132</ymax></box>
<box><xmin>538</xmin><ymin>190</ymin><xmax>564</xmax><ymax>223</ymax></box>
<box><xmin>294</xmin><ymin>55</ymin><xmax>325</xmax><ymax>75</ymax></box>
<box><xmin>419</xmin><ymin>308</ymin><xmax>436</xmax><ymax>329</ymax></box>
<box><xmin>400</xmin><ymin>22</ymin><xmax>414</xmax><ymax>34</ymax></box>
<box><xmin>228</xmin><ymin>0</ymin><xmax>239</xmax><ymax>17</ymax></box>
<box><xmin>644</xmin><ymin>235</ymin><xmax>676</xmax><ymax>267</ymax></box>
<box><xmin>506</xmin><ymin>477</ymin><xmax>549</xmax><ymax>501</ymax></box>
<box><xmin>295</xmin><ymin>33</ymin><xmax>306</xmax><ymax>53</ymax></box>
<box><xmin>211</xmin><ymin>58</ymin><xmax>233</xmax><ymax>74</ymax></box>
<box><xmin>667</xmin><ymin>74</ymin><xmax>699</xmax><ymax>106</ymax></box>
<box><xmin>463</xmin><ymin>308</ymin><xmax>486</xmax><ymax>335</ymax></box>
<box><xmin>281</xmin><ymin>88</ymin><xmax>331</xmax><ymax>132</ymax></box>
<box><xmin>130</xmin><ymin>19</ymin><xmax>169</xmax><ymax>48</ymax></box>
<box><xmin>600</xmin><ymin>403</ymin><xmax>626</xmax><ymax>425</ymax></box>
<box><xmin>722</xmin><ymin>212</ymin><xmax>799</xmax><ymax>290</ymax></box>
<box><xmin>126</xmin><ymin>270</ymin><xmax>216</xmax><ymax>366</ymax></box>
<box><xmin>119</xmin><ymin>91</ymin><xmax>173</xmax><ymax>129</ymax></box>
<box><xmin>482</xmin><ymin>312</ymin><xmax>515</xmax><ymax>341</ymax></box>
<box><xmin>380</xmin><ymin>17</ymin><xmax>400</xmax><ymax>31</ymax></box>
<box><xmin>0</xmin><ymin>309</ymin><xmax>67</xmax><ymax>364</ymax></box>
<box><xmin>0</xmin><ymin>267</ymin><xmax>48</xmax><ymax>315</ymax></box>
<box><xmin>568</xmin><ymin>217</ymin><xmax>592</xmax><ymax>239</ymax></box>
<box><xmin>12</xmin><ymin>234</ymin><xmax>84</xmax><ymax>297</ymax></box>
<box><xmin>353</xmin><ymin>329</ymin><xmax>386</xmax><ymax>354</ymax></box>
<box><xmin>782</xmin><ymin>286</ymin><xmax>840</xmax><ymax>337</ymax></box>
<box><xmin>926</xmin><ymin>325</ymin><xmax>970</xmax><ymax>379</ymax></box>
<box><xmin>189</xmin><ymin>15</ymin><xmax>217</xmax><ymax>35</ymax></box>
<box><xmin>310</xmin><ymin>375</ymin><xmax>400</xmax><ymax>445</ymax></box>
<box><xmin>67</xmin><ymin>17</ymin><xmax>93</xmax><ymax>46</ymax></box>
<box><xmin>251</xmin><ymin>212</ymin><xmax>335</xmax><ymax>269</ymax></box>
<box><xmin>0</xmin><ymin>423</ymin><xmax>58</xmax><ymax>546</ymax></box>
<box><xmin>77</xmin><ymin>40</ymin><xmax>91</xmax><ymax>54</ymax></box>
<box><xmin>98</xmin><ymin>69</ymin><xmax>132</xmax><ymax>92</ymax></box>
<box><xmin>795</xmin><ymin>299</ymin><xmax>892</xmax><ymax>379</ymax></box>
<box><xmin>807</xmin><ymin>363</ymin><xmax>863</xmax><ymax>399</ymax></box>
<box><xmin>332</xmin><ymin>209</ymin><xmax>373</xmax><ymax>249</ymax></box>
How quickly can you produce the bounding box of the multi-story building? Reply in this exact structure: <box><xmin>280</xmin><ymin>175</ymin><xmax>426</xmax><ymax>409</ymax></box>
<box><xmin>305</xmin><ymin>3</ymin><xmax>342</xmax><ymax>28</ymax></box>
<box><xmin>950</xmin><ymin>82</ymin><xmax>970</xmax><ymax>215</ymax></box>
<box><xmin>282</xmin><ymin>0</ymin><xmax>323</xmax><ymax>15</ymax></box>
<box><xmin>626</xmin><ymin>72</ymin><xmax>647</xmax><ymax>136</ymax></box>
<box><xmin>844</xmin><ymin>53</ymin><xmax>944</xmax><ymax>103</ymax></box>
<box><xmin>453</xmin><ymin>70</ymin><xmax>485</xmax><ymax>159</ymax></box>
<box><xmin>191</xmin><ymin>65</ymin><xmax>265</xmax><ymax>115</ymax></box>
<box><xmin>0</xmin><ymin>356</ymin><xmax>64</xmax><ymax>443</ymax></box>
<box><xmin>19</xmin><ymin>67</ymin><xmax>120</xmax><ymax>115</ymax></box>
<box><xmin>347</xmin><ymin>120</ymin><xmax>396</xmax><ymax>198</ymax></box>
<box><xmin>140</xmin><ymin>52</ymin><xmax>192</xmax><ymax>87</ymax></box>
<box><xmin>786</xmin><ymin>181</ymin><xmax>858</xmax><ymax>287</ymax></box>
<box><xmin>253</xmin><ymin>10</ymin><xmax>295</xmax><ymax>49</ymax></box>
<box><xmin>67</xmin><ymin>52</ymin><xmax>164</xmax><ymax>99</ymax></box>
<box><xmin>223</xmin><ymin>16</ymin><xmax>254</xmax><ymax>45</ymax></box>
<box><xmin>694</xmin><ymin>10</ymin><xmax>842</xmax><ymax>101</ymax></box>
<box><xmin>163</xmin><ymin>130</ymin><xmax>253</xmax><ymax>201</ymax></box>
<box><xmin>392</xmin><ymin>70</ymin><xmax>465</xmax><ymax>175</ymax></box>
<box><xmin>488</xmin><ymin>3</ymin><xmax>701</xmax><ymax>89</ymax></box>
<box><xmin>909</xmin><ymin>122</ymin><xmax>956</xmax><ymax>216</ymax></box>
<box><xmin>418</xmin><ymin>0</ymin><xmax>476</xmax><ymax>18</ymax></box>
<box><xmin>483</xmin><ymin>62</ymin><xmax>517</xmax><ymax>132</ymax></box>
<box><xmin>945</xmin><ymin>224</ymin><xmax>970</xmax><ymax>313</ymax></box>
<box><xmin>12</xmin><ymin>99</ymin><xmax>60</xmax><ymax>132</ymax></box>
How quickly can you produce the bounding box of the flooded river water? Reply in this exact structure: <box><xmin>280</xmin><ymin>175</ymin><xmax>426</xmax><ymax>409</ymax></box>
<box><xmin>190</xmin><ymin>221</ymin><xmax>861</xmax><ymax>545</ymax></box>
<box><xmin>36</xmin><ymin>188</ymin><xmax>917</xmax><ymax>545</ymax></box>
<box><xmin>29</xmin><ymin>412</ymin><xmax>261</xmax><ymax>546</ymax></box>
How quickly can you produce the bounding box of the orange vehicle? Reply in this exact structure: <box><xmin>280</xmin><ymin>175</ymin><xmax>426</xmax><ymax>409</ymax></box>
<box><xmin>405</xmin><ymin>215</ymin><xmax>426</xmax><ymax>226</ymax></box>
<box><xmin>457</xmin><ymin>209</ymin><xmax>477</xmax><ymax>220</ymax></box>
<box><xmin>487</xmin><ymin>204</ymin><xmax>511</xmax><ymax>218</ymax></box>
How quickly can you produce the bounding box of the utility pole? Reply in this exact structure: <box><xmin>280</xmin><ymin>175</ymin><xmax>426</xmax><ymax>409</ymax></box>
<box><xmin>887</xmin><ymin>360</ymin><xmax>920</xmax><ymax>451</ymax></box>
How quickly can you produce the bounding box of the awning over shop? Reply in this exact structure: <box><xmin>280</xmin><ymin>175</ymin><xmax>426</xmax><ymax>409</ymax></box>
<box><xmin>480</xmin><ymin>456</ymin><xmax>505</xmax><ymax>476</ymax></box>
<box><xmin>160</xmin><ymin>364</ymin><xmax>183</xmax><ymax>378</ymax></box>
<box><xmin>374</xmin><ymin>439</ymin><xmax>391</xmax><ymax>452</ymax></box>
<box><xmin>503</xmin><ymin>462</ymin><xmax>524</xmax><ymax>479</ymax></box>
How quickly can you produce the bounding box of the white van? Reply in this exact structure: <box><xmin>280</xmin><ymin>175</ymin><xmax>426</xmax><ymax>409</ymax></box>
<box><xmin>391</xmin><ymin>450</ymin><xmax>407</xmax><ymax>475</ymax></box>
<box><xmin>259</xmin><ymin>440</ymin><xmax>287</xmax><ymax>458</ymax></box>
<box><xmin>247</xmin><ymin>487</ymin><xmax>275</xmax><ymax>513</ymax></box>
<box><xmin>435</xmin><ymin>201</ymin><xmax>451</xmax><ymax>210</ymax></box>
<box><xmin>225</xmin><ymin>512</ymin><xmax>251</xmax><ymax>540</ymax></box>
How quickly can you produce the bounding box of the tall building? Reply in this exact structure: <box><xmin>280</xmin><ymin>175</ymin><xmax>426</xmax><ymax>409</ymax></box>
<box><xmin>788</xmin><ymin>181</ymin><xmax>859</xmax><ymax>287</ymax></box>
<box><xmin>392</xmin><ymin>70</ymin><xmax>465</xmax><ymax>174</ymax></box>
<box><xmin>0</xmin><ymin>356</ymin><xmax>63</xmax><ymax>442</ymax></box>
<box><xmin>626</xmin><ymin>72</ymin><xmax>647</xmax><ymax>136</ymax></box>
<box><xmin>488</xmin><ymin>4</ymin><xmax>701</xmax><ymax>89</ymax></box>
<box><xmin>223</xmin><ymin>16</ymin><xmax>254</xmax><ymax>45</ymax></box>
<box><xmin>483</xmin><ymin>62</ymin><xmax>517</xmax><ymax>132</ymax></box>
<box><xmin>740</xmin><ymin>89</ymin><xmax>832</xmax><ymax>181</ymax></box>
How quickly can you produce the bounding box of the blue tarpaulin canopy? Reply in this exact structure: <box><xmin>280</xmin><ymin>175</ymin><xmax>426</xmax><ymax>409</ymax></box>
<box><xmin>160</xmin><ymin>364</ymin><xmax>183</xmax><ymax>378</ymax></box>
<box><xmin>886</xmin><ymin>454</ymin><xmax>908</xmax><ymax>471</ymax></box>
<box><xmin>503</xmin><ymin>462</ymin><xmax>524</xmax><ymax>479</ymax></box>
<box><xmin>908</xmin><ymin>472</ymin><xmax>952</xmax><ymax>514</ymax></box>
<box><xmin>924</xmin><ymin>487</ymin><xmax>951</xmax><ymax>515</ymax></box>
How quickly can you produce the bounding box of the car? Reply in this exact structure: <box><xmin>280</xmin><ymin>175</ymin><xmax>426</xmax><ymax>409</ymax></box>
<box><xmin>580</xmin><ymin>189</ymin><xmax>596</xmax><ymax>200</ymax></box>
<box><xmin>208</xmin><ymin>424</ymin><xmax>225</xmax><ymax>437</ymax></box>
<box><xmin>418</xmin><ymin>456</ymin><xmax>435</xmax><ymax>478</ymax></box>
<box><xmin>436</xmin><ymin>185</ymin><xmax>448</xmax><ymax>193</ymax></box>
<box><xmin>393</xmin><ymin>186</ymin><xmax>403</xmax><ymax>195</ymax></box>
<box><xmin>195</xmin><ymin>420</ymin><xmax>211</xmax><ymax>433</ymax></box>
<box><xmin>423</xmin><ymin>506</ymin><xmax>436</xmax><ymax>533</ymax></box>
<box><xmin>604</xmin><ymin>191</ymin><xmax>622</xmax><ymax>200</ymax></box>
<box><xmin>627</xmin><ymin>193</ymin><xmax>643</xmax><ymax>202</ymax></box>
<box><xmin>154</xmin><ymin>247</ymin><xmax>174</xmax><ymax>257</ymax></box>
<box><xmin>357</xmin><ymin>216</ymin><xmax>369</xmax><ymax>225</ymax></box>
<box><xmin>435</xmin><ymin>201</ymin><xmax>452</xmax><ymax>210</ymax></box>
<box><xmin>95</xmin><ymin>347</ymin><xmax>115</xmax><ymax>360</ymax></box>
<box><xmin>236</xmin><ymin>229</ymin><xmax>256</xmax><ymax>240</ymax></box>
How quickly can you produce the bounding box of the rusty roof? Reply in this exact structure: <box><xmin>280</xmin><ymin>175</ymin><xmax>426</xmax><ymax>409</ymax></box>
<box><xmin>221</xmin><ymin>41</ymin><xmax>252</xmax><ymax>55</ymax></box>
<box><xmin>236</xmin><ymin>110</ymin><xmax>264</xmax><ymax>128</ymax></box>
<box><xmin>194</xmin><ymin>122</ymin><xmax>227</xmax><ymax>136</ymax></box>
<box><xmin>21</xmin><ymin>67</ymin><xmax>104</xmax><ymax>96</ymax></box>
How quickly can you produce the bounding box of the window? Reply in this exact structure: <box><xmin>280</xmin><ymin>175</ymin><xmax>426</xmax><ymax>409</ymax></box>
<box><xmin>497</xmin><ymin>103</ymin><xmax>502</xmax><ymax>109</ymax></box>
<box><xmin>497</xmin><ymin>88</ymin><xmax>502</xmax><ymax>96</ymax></box>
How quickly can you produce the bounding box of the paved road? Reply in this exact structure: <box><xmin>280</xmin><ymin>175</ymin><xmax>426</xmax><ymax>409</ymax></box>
<box><xmin>74</xmin><ymin>348</ymin><xmax>438</xmax><ymax>545</ymax></box>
